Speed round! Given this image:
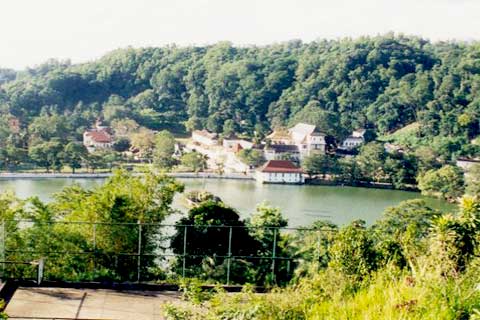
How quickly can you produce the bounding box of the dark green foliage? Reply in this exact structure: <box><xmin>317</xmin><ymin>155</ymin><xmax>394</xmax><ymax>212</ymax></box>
<box><xmin>170</xmin><ymin>201</ymin><xmax>260</xmax><ymax>283</ymax></box>
<box><xmin>302</xmin><ymin>153</ymin><xmax>339</xmax><ymax>178</ymax></box>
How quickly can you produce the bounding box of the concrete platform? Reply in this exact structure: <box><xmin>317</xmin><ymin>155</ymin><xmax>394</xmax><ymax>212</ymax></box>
<box><xmin>5</xmin><ymin>287</ymin><xmax>182</xmax><ymax>319</ymax></box>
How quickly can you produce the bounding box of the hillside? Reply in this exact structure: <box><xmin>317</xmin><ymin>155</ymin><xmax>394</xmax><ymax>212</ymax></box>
<box><xmin>0</xmin><ymin>34</ymin><xmax>479</xmax><ymax>161</ymax></box>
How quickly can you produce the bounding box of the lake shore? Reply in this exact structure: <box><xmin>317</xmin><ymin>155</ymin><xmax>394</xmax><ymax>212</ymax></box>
<box><xmin>0</xmin><ymin>172</ymin><xmax>418</xmax><ymax>191</ymax></box>
<box><xmin>0</xmin><ymin>171</ymin><xmax>254</xmax><ymax>180</ymax></box>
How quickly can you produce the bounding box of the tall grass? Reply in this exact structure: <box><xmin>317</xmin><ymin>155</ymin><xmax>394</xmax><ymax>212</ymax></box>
<box><xmin>165</xmin><ymin>260</ymin><xmax>480</xmax><ymax>320</ymax></box>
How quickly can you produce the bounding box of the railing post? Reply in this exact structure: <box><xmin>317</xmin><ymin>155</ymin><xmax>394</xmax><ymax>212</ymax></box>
<box><xmin>37</xmin><ymin>257</ymin><xmax>44</xmax><ymax>285</ymax></box>
<box><xmin>93</xmin><ymin>223</ymin><xmax>96</xmax><ymax>251</ymax></box>
<box><xmin>92</xmin><ymin>223</ymin><xmax>96</xmax><ymax>274</ymax></box>
<box><xmin>271</xmin><ymin>228</ymin><xmax>277</xmax><ymax>282</ymax></box>
<box><xmin>137</xmin><ymin>222</ymin><xmax>142</xmax><ymax>282</ymax></box>
<box><xmin>182</xmin><ymin>226</ymin><xmax>187</xmax><ymax>278</ymax></box>
<box><xmin>226</xmin><ymin>226</ymin><xmax>233</xmax><ymax>285</ymax></box>
<box><xmin>1</xmin><ymin>220</ymin><xmax>5</xmax><ymax>277</ymax></box>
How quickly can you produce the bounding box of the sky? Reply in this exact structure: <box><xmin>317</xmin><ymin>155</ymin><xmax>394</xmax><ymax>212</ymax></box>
<box><xmin>1</xmin><ymin>0</ymin><xmax>480</xmax><ymax>69</ymax></box>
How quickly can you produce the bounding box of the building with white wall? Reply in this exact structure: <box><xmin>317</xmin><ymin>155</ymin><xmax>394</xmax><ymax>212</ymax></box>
<box><xmin>83</xmin><ymin>121</ymin><xmax>114</xmax><ymax>153</ymax></box>
<box><xmin>341</xmin><ymin>129</ymin><xmax>366</xmax><ymax>150</ymax></box>
<box><xmin>256</xmin><ymin>160</ymin><xmax>304</xmax><ymax>184</ymax></box>
<box><xmin>266</xmin><ymin>123</ymin><xmax>327</xmax><ymax>160</ymax></box>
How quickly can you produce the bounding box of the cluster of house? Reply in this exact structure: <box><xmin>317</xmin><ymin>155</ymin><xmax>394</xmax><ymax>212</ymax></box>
<box><xmin>191</xmin><ymin>123</ymin><xmax>369</xmax><ymax>184</ymax></box>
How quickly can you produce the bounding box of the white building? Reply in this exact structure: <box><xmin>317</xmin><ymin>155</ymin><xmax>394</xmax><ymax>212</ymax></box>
<box><xmin>342</xmin><ymin>136</ymin><xmax>364</xmax><ymax>150</ymax></box>
<box><xmin>83</xmin><ymin>123</ymin><xmax>114</xmax><ymax>153</ymax></box>
<box><xmin>264</xmin><ymin>145</ymin><xmax>300</xmax><ymax>161</ymax></box>
<box><xmin>266</xmin><ymin>123</ymin><xmax>327</xmax><ymax>160</ymax></box>
<box><xmin>256</xmin><ymin>160</ymin><xmax>304</xmax><ymax>184</ymax></box>
<box><xmin>342</xmin><ymin>129</ymin><xmax>366</xmax><ymax>150</ymax></box>
<box><xmin>192</xmin><ymin>130</ymin><xmax>218</xmax><ymax>146</ymax></box>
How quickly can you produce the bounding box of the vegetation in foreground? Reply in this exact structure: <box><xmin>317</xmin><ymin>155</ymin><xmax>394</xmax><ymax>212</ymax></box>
<box><xmin>0</xmin><ymin>170</ymin><xmax>479</xmax><ymax>319</ymax></box>
<box><xmin>164</xmin><ymin>196</ymin><xmax>480</xmax><ymax>319</ymax></box>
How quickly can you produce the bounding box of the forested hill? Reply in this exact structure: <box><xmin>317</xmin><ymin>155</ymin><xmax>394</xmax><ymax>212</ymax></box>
<box><xmin>0</xmin><ymin>35</ymin><xmax>479</xmax><ymax>157</ymax></box>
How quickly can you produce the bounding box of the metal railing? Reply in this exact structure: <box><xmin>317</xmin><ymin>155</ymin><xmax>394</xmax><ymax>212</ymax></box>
<box><xmin>0</xmin><ymin>219</ymin><xmax>335</xmax><ymax>285</ymax></box>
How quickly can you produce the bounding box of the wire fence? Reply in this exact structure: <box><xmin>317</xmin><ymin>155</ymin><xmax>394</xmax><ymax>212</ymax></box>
<box><xmin>0</xmin><ymin>220</ymin><xmax>335</xmax><ymax>285</ymax></box>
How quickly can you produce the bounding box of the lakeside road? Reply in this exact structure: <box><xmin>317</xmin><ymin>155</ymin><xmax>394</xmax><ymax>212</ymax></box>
<box><xmin>0</xmin><ymin>172</ymin><xmax>254</xmax><ymax>180</ymax></box>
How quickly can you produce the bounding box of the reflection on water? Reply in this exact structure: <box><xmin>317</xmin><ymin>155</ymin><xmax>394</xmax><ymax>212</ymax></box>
<box><xmin>0</xmin><ymin>177</ymin><xmax>453</xmax><ymax>227</ymax></box>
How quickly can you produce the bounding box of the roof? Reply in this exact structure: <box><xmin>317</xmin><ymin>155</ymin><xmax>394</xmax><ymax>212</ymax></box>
<box><xmin>259</xmin><ymin>160</ymin><xmax>303</xmax><ymax>173</ymax></box>
<box><xmin>289</xmin><ymin>123</ymin><xmax>316</xmax><ymax>136</ymax></box>
<box><xmin>344</xmin><ymin>136</ymin><xmax>364</xmax><ymax>142</ymax></box>
<box><xmin>266</xmin><ymin>144</ymin><xmax>299</xmax><ymax>153</ymax></box>
<box><xmin>193</xmin><ymin>129</ymin><xmax>217</xmax><ymax>140</ymax></box>
<box><xmin>267</xmin><ymin>129</ymin><xmax>291</xmax><ymax>141</ymax></box>
<box><xmin>85</xmin><ymin>130</ymin><xmax>112</xmax><ymax>143</ymax></box>
<box><xmin>352</xmin><ymin>129</ymin><xmax>366</xmax><ymax>138</ymax></box>
<box><xmin>457</xmin><ymin>158</ymin><xmax>480</xmax><ymax>164</ymax></box>
<box><xmin>310</xmin><ymin>131</ymin><xmax>326</xmax><ymax>136</ymax></box>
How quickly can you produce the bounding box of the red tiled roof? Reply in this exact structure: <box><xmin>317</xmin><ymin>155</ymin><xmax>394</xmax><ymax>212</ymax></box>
<box><xmin>85</xmin><ymin>130</ymin><xmax>112</xmax><ymax>143</ymax></box>
<box><xmin>259</xmin><ymin>160</ymin><xmax>303</xmax><ymax>173</ymax></box>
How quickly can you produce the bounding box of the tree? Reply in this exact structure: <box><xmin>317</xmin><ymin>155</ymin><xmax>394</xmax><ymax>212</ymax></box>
<box><xmin>373</xmin><ymin>200</ymin><xmax>440</xmax><ymax>268</ymax></box>
<box><xmin>84</xmin><ymin>152</ymin><xmax>105</xmax><ymax>173</ymax></box>
<box><xmin>110</xmin><ymin>118</ymin><xmax>139</xmax><ymax>137</ymax></box>
<box><xmin>38</xmin><ymin>170</ymin><xmax>183</xmax><ymax>281</ymax></box>
<box><xmin>465</xmin><ymin>164</ymin><xmax>480</xmax><ymax>196</ymax></box>
<box><xmin>356</xmin><ymin>142</ymin><xmax>387</xmax><ymax>183</ymax></box>
<box><xmin>289</xmin><ymin>220</ymin><xmax>338</xmax><ymax>279</ymax></box>
<box><xmin>62</xmin><ymin>142</ymin><xmax>88</xmax><ymax>173</ymax></box>
<box><xmin>329</xmin><ymin>220</ymin><xmax>378</xmax><ymax>281</ymax></box>
<box><xmin>428</xmin><ymin>196</ymin><xmax>480</xmax><ymax>276</ymax></box>
<box><xmin>170</xmin><ymin>201</ymin><xmax>259</xmax><ymax>282</ymax></box>
<box><xmin>415</xmin><ymin>146</ymin><xmax>440</xmax><ymax>173</ymax></box>
<box><xmin>180</xmin><ymin>152</ymin><xmax>207</xmax><ymax>172</ymax></box>
<box><xmin>417</xmin><ymin>165</ymin><xmax>465</xmax><ymax>201</ymax></box>
<box><xmin>302</xmin><ymin>153</ymin><xmax>338</xmax><ymax>178</ymax></box>
<box><xmin>130</xmin><ymin>128</ymin><xmax>155</xmax><ymax>159</ymax></box>
<box><xmin>246</xmin><ymin>202</ymin><xmax>289</xmax><ymax>284</ymax></box>
<box><xmin>222</xmin><ymin>119</ymin><xmax>238</xmax><ymax>137</ymax></box>
<box><xmin>0</xmin><ymin>145</ymin><xmax>27</xmax><ymax>172</ymax></box>
<box><xmin>237</xmin><ymin>149</ymin><xmax>265</xmax><ymax>167</ymax></box>
<box><xmin>153</xmin><ymin>130</ymin><xmax>176</xmax><ymax>169</ymax></box>
<box><xmin>337</xmin><ymin>157</ymin><xmax>362</xmax><ymax>184</ymax></box>
<box><xmin>289</xmin><ymin>101</ymin><xmax>343</xmax><ymax>137</ymax></box>
<box><xmin>28</xmin><ymin>139</ymin><xmax>64</xmax><ymax>172</ymax></box>
<box><xmin>112</xmin><ymin>138</ymin><xmax>131</xmax><ymax>152</ymax></box>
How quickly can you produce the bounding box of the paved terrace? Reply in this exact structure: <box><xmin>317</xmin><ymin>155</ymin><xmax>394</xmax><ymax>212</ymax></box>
<box><xmin>5</xmin><ymin>287</ymin><xmax>182</xmax><ymax>319</ymax></box>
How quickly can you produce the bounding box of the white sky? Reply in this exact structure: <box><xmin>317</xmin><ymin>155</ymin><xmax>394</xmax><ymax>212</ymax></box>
<box><xmin>1</xmin><ymin>0</ymin><xmax>479</xmax><ymax>69</ymax></box>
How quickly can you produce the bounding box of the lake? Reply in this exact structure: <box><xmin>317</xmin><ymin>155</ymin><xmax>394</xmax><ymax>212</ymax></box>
<box><xmin>0</xmin><ymin>177</ymin><xmax>453</xmax><ymax>227</ymax></box>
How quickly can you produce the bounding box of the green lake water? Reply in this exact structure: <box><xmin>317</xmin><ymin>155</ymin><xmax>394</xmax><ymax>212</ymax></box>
<box><xmin>0</xmin><ymin>178</ymin><xmax>453</xmax><ymax>227</ymax></box>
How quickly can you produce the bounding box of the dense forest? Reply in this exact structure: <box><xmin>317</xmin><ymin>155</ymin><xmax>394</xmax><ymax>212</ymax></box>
<box><xmin>0</xmin><ymin>34</ymin><xmax>479</xmax><ymax>167</ymax></box>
